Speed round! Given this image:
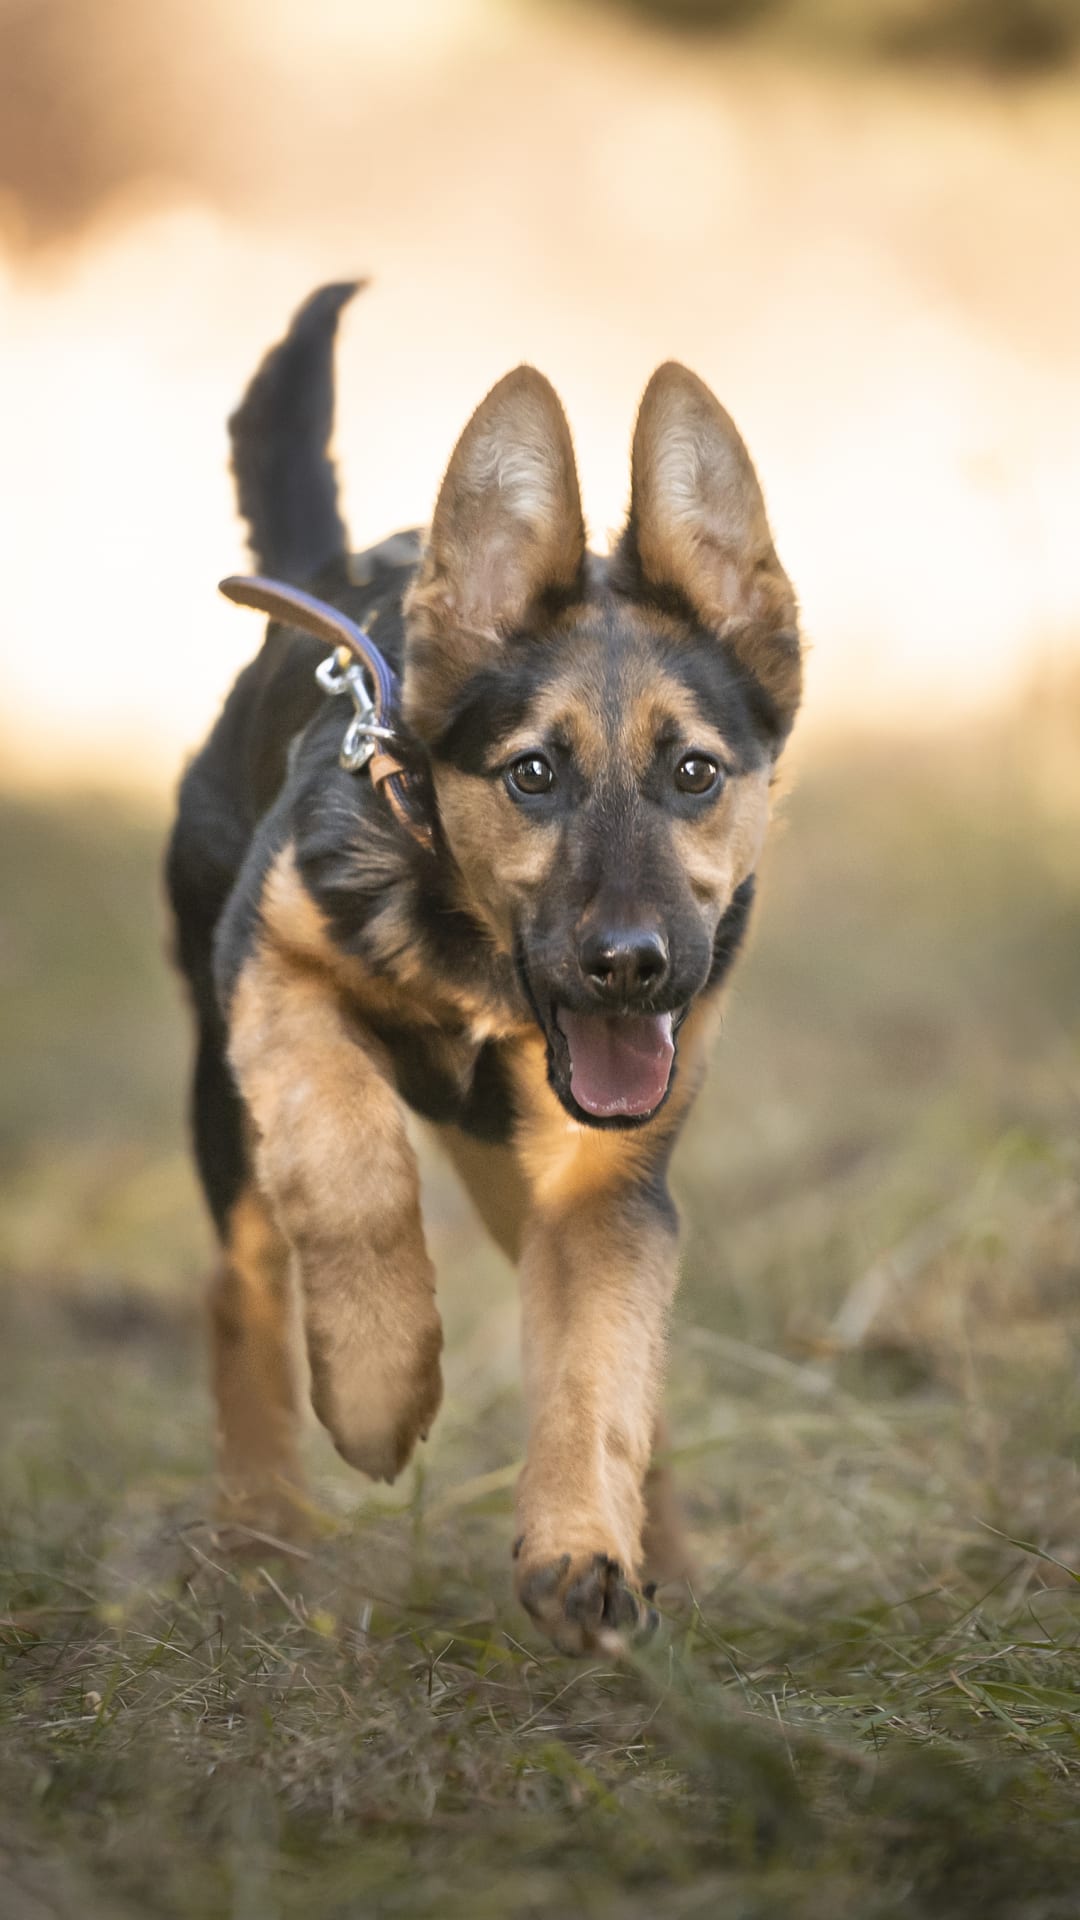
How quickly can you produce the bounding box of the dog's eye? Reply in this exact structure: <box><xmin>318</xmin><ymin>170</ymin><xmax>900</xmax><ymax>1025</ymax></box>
<box><xmin>675</xmin><ymin>754</ymin><xmax>723</xmax><ymax>797</ymax></box>
<box><xmin>507</xmin><ymin>754</ymin><xmax>555</xmax><ymax>798</ymax></box>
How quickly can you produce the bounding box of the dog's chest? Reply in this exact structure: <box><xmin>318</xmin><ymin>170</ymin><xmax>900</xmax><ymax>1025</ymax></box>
<box><xmin>379</xmin><ymin>1017</ymin><xmax>517</xmax><ymax>1145</ymax></box>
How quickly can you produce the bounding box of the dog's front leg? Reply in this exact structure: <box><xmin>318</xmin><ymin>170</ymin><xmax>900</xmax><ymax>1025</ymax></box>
<box><xmin>227</xmin><ymin>940</ymin><xmax>443</xmax><ymax>1483</ymax></box>
<box><xmin>514</xmin><ymin>1172</ymin><xmax>677</xmax><ymax>1653</ymax></box>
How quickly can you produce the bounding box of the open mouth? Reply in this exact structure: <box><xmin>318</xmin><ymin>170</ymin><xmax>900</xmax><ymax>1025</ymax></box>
<box><xmin>554</xmin><ymin>1008</ymin><xmax>677</xmax><ymax>1121</ymax></box>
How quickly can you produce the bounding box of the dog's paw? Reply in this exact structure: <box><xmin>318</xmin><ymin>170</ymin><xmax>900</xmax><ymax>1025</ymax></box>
<box><xmin>213</xmin><ymin>1476</ymin><xmax>324</xmax><ymax>1554</ymax></box>
<box><xmin>515</xmin><ymin>1547</ymin><xmax>660</xmax><ymax>1656</ymax></box>
<box><xmin>311</xmin><ymin>1314</ymin><xmax>444</xmax><ymax>1484</ymax></box>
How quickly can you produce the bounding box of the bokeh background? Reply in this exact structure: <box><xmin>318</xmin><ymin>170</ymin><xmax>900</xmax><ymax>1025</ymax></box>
<box><xmin>3</xmin><ymin>4</ymin><xmax>1080</xmax><ymax>1916</ymax></box>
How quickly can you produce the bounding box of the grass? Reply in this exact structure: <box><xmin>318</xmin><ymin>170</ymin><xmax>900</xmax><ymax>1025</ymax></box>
<box><xmin>2</xmin><ymin>698</ymin><xmax>1080</xmax><ymax>1917</ymax></box>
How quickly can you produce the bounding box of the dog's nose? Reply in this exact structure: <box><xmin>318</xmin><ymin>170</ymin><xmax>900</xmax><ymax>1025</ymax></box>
<box><xmin>580</xmin><ymin>927</ymin><xmax>670</xmax><ymax>1003</ymax></box>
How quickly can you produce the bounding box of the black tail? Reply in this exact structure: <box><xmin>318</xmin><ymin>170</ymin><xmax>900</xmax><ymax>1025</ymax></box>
<box><xmin>227</xmin><ymin>280</ymin><xmax>363</xmax><ymax>584</ymax></box>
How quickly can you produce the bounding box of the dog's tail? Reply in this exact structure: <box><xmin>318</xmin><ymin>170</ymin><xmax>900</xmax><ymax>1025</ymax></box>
<box><xmin>227</xmin><ymin>280</ymin><xmax>364</xmax><ymax>584</ymax></box>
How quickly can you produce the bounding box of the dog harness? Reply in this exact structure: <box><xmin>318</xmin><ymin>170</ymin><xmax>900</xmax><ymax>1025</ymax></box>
<box><xmin>219</xmin><ymin>575</ymin><xmax>434</xmax><ymax>853</ymax></box>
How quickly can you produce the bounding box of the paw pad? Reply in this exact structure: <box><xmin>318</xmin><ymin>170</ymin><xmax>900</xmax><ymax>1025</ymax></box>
<box><xmin>517</xmin><ymin>1548</ymin><xmax>659</xmax><ymax>1654</ymax></box>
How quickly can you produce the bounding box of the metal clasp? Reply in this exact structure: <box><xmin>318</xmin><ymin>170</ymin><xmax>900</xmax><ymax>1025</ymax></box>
<box><xmin>315</xmin><ymin>647</ymin><xmax>397</xmax><ymax>773</ymax></box>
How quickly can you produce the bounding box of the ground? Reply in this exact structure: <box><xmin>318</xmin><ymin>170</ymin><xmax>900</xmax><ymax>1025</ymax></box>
<box><xmin>2</xmin><ymin>698</ymin><xmax>1080</xmax><ymax>1918</ymax></box>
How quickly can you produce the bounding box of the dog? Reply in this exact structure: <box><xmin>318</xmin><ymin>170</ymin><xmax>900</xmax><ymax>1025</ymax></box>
<box><xmin>166</xmin><ymin>282</ymin><xmax>801</xmax><ymax>1654</ymax></box>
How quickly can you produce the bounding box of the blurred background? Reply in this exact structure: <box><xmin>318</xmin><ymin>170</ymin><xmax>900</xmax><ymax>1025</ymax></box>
<box><xmin>3</xmin><ymin>0</ymin><xmax>1080</xmax><ymax>780</ymax></box>
<box><xmin>2</xmin><ymin>4</ymin><xmax>1080</xmax><ymax>1914</ymax></box>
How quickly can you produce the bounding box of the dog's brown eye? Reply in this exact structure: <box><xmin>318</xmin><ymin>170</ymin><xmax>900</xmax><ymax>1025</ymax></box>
<box><xmin>507</xmin><ymin>754</ymin><xmax>555</xmax><ymax>797</ymax></box>
<box><xmin>675</xmin><ymin>754</ymin><xmax>722</xmax><ymax>796</ymax></box>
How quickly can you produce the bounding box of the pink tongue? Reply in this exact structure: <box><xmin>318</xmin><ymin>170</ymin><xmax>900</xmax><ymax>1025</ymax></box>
<box><xmin>556</xmin><ymin>1010</ymin><xmax>675</xmax><ymax>1118</ymax></box>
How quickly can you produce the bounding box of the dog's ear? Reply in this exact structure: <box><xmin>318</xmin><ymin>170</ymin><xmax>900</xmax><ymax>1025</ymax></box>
<box><xmin>617</xmin><ymin>362</ymin><xmax>801</xmax><ymax>739</ymax></box>
<box><xmin>404</xmin><ymin>367</ymin><xmax>586</xmax><ymax>740</ymax></box>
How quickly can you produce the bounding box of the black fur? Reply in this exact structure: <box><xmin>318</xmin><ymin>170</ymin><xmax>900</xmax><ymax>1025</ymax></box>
<box><xmin>659</xmin><ymin>633</ymin><xmax>780</xmax><ymax>769</ymax></box>
<box><xmin>169</xmin><ymin>286</ymin><xmax>781</xmax><ymax>1240</ymax></box>
<box><xmin>707</xmin><ymin>875</ymin><xmax>756</xmax><ymax>990</ymax></box>
<box><xmin>228</xmin><ymin>280</ymin><xmax>362</xmax><ymax>584</ymax></box>
<box><xmin>165</xmin><ymin>817</ymin><xmax>249</xmax><ymax>1235</ymax></box>
<box><xmin>366</xmin><ymin>1023</ymin><xmax>518</xmax><ymax>1144</ymax></box>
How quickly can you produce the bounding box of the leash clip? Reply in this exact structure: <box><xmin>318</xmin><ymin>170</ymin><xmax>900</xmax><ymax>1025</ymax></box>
<box><xmin>316</xmin><ymin>647</ymin><xmax>398</xmax><ymax>773</ymax></box>
<box><xmin>217</xmin><ymin>575</ymin><xmax>432</xmax><ymax>850</ymax></box>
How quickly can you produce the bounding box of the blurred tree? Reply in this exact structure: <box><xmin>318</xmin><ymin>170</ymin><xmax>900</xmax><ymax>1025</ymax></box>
<box><xmin>612</xmin><ymin>0</ymin><xmax>781</xmax><ymax>22</ymax></box>
<box><xmin>585</xmin><ymin>0</ymin><xmax>1080</xmax><ymax>71</ymax></box>
<box><xmin>884</xmin><ymin>0</ymin><xmax>1080</xmax><ymax>69</ymax></box>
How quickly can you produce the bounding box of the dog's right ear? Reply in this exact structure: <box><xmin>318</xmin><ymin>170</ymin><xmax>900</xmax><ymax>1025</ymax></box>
<box><xmin>404</xmin><ymin>368</ymin><xmax>586</xmax><ymax>741</ymax></box>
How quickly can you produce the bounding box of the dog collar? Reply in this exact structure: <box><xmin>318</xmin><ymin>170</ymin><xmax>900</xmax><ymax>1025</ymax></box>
<box><xmin>219</xmin><ymin>575</ymin><xmax>434</xmax><ymax>853</ymax></box>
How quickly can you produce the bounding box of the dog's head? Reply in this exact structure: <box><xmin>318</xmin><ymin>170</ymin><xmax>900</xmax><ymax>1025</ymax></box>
<box><xmin>404</xmin><ymin>363</ymin><xmax>801</xmax><ymax>1128</ymax></box>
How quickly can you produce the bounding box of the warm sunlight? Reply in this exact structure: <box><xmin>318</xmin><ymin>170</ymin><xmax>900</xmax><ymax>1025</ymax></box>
<box><xmin>2</xmin><ymin>0</ymin><xmax>1078</xmax><ymax>788</ymax></box>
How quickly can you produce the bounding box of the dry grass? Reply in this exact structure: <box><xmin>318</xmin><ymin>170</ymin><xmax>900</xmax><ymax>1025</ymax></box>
<box><xmin>2</xmin><ymin>707</ymin><xmax>1080</xmax><ymax>1917</ymax></box>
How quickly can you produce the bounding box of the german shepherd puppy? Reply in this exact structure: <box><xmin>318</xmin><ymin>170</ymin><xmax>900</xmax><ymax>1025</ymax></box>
<box><xmin>167</xmin><ymin>283</ymin><xmax>801</xmax><ymax>1654</ymax></box>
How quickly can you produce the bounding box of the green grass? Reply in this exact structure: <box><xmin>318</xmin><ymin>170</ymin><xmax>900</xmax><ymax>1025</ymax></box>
<box><xmin>2</xmin><ymin>704</ymin><xmax>1080</xmax><ymax>1917</ymax></box>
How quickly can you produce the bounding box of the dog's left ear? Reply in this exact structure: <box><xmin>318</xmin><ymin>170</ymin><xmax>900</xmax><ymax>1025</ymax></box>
<box><xmin>617</xmin><ymin>362</ymin><xmax>801</xmax><ymax>739</ymax></box>
<box><xmin>404</xmin><ymin>367</ymin><xmax>586</xmax><ymax>741</ymax></box>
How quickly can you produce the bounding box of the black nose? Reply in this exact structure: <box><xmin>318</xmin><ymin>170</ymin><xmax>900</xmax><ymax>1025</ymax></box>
<box><xmin>579</xmin><ymin>927</ymin><xmax>670</xmax><ymax>1004</ymax></box>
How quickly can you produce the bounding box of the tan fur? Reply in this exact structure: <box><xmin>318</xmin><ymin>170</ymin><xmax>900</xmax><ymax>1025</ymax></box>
<box><xmin>200</xmin><ymin>353</ymin><xmax>799</xmax><ymax>1653</ymax></box>
<box><xmin>497</xmin><ymin>639</ymin><xmax>731</xmax><ymax>785</ymax></box>
<box><xmin>228</xmin><ymin>885</ymin><xmax>444</xmax><ymax>1484</ymax></box>
<box><xmin>641</xmin><ymin>1410</ymin><xmax>696</xmax><ymax>1586</ymax></box>
<box><xmin>430</xmin><ymin>1127</ymin><xmax>528</xmax><ymax>1265</ymax></box>
<box><xmin>218</xmin><ymin>828</ymin><xmax>726</xmax><ymax>1637</ymax></box>
<box><xmin>495</xmin><ymin>1002</ymin><xmax>723</xmax><ymax>1648</ymax></box>
<box><xmin>405</xmin><ymin>367</ymin><xmax>586</xmax><ymax>741</ymax></box>
<box><xmin>214</xmin><ymin>668</ymin><xmax>773</xmax><ymax>1644</ymax></box>
<box><xmin>434</xmin><ymin>767</ymin><xmax>561</xmax><ymax>946</ymax></box>
<box><xmin>673</xmin><ymin>763</ymin><xmax>771</xmax><ymax>907</ymax></box>
<box><xmin>627</xmin><ymin>362</ymin><xmax>801</xmax><ymax>727</ymax></box>
<box><xmin>211</xmin><ymin>1182</ymin><xmax>306</xmax><ymax>1531</ymax></box>
<box><xmin>262</xmin><ymin>840</ymin><xmax>524</xmax><ymax>1041</ymax></box>
<box><xmin>512</xmin><ymin>1160</ymin><xmax>678</xmax><ymax>1651</ymax></box>
<box><xmin>428</xmin><ymin>627</ymin><xmax>771</xmax><ymax>960</ymax></box>
<box><xmin>430</xmin><ymin>1122</ymin><xmax>689</xmax><ymax>1598</ymax></box>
